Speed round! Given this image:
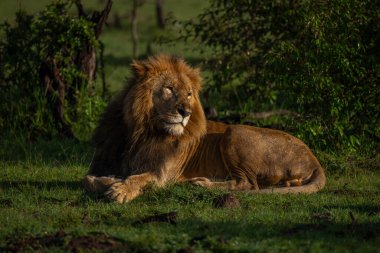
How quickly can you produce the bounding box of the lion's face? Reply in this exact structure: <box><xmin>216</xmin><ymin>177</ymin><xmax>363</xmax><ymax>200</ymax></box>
<box><xmin>124</xmin><ymin>55</ymin><xmax>206</xmax><ymax>140</ymax></box>
<box><xmin>152</xmin><ymin>74</ymin><xmax>194</xmax><ymax>136</ymax></box>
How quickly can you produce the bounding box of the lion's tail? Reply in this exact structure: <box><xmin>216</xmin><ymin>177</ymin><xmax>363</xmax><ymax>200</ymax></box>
<box><xmin>256</xmin><ymin>166</ymin><xmax>326</xmax><ymax>194</ymax></box>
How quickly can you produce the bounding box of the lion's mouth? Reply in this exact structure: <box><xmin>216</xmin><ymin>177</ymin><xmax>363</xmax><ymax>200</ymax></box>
<box><xmin>164</xmin><ymin>121</ymin><xmax>186</xmax><ymax>127</ymax></box>
<box><xmin>164</xmin><ymin>121</ymin><xmax>182</xmax><ymax>125</ymax></box>
<box><xmin>164</xmin><ymin>115</ymin><xmax>190</xmax><ymax>127</ymax></box>
<box><xmin>162</xmin><ymin>116</ymin><xmax>190</xmax><ymax>136</ymax></box>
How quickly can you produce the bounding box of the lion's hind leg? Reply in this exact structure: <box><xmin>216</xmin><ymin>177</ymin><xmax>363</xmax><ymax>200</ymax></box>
<box><xmin>83</xmin><ymin>175</ymin><xmax>122</xmax><ymax>193</ymax></box>
<box><xmin>284</xmin><ymin>178</ymin><xmax>303</xmax><ymax>187</ymax></box>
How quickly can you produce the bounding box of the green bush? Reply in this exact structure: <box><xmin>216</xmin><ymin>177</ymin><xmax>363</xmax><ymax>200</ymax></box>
<box><xmin>0</xmin><ymin>1</ymin><xmax>106</xmax><ymax>139</ymax></box>
<box><xmin>178</xmin><ymin>0</ymin><xmax>380</xmax><ymax>150</ymax></box>
<box><xmin>268</xmin><ymin>0</ymin><xmax>380</xmax><ymax>150</ymax></box>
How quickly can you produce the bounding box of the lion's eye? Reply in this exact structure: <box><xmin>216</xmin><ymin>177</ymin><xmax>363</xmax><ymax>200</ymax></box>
<box><xmin>187</xmin><ymin>92</ymin><xmax>192</xmax><ymax>99</ymax></box>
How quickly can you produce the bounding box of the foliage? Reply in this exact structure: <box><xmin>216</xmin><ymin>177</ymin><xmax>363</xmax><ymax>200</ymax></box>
<box><xmin>268</xmin><ymin>0</ymin><xmax>380</xmax><ymax>150</ymax></box>
<box><xmin>178</xmin><ymin>0</ymin><xmax>380</xmax><ymax>150</ymax></box>
<box><xmin>68</xmin><ymin>93</ymin><xmax>107</xmax><ymax>140</ymax></box>
<box><xmin>0</xmin><ymin>1</ymin><xmax>106</xmax><ymax>139</ymax></box>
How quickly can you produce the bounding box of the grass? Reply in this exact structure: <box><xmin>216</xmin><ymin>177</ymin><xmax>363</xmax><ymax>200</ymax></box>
<box><xmin>0</xmin><ymin>135</ymin><xmax>379</xmax><ymax>252</ymax></box>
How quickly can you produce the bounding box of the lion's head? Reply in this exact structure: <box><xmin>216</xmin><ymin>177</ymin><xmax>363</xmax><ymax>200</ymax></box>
<box><xmin>123</xmin><ymin>55</ymin><xmax>207</xmax><ymax>143</ymax></box>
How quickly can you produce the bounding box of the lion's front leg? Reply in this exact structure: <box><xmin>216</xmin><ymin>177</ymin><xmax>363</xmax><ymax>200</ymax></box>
<box><xmin>105</xmin><ymin>172</ymin><xmax>159</xmax><ymax>203</ymax></box>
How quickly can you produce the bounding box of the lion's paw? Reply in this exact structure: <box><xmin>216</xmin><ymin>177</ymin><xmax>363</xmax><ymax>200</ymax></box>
<box><xmin>105</xmin><ymin>181</ymin><xmax>142</xmax><ymax>203</ymax></box>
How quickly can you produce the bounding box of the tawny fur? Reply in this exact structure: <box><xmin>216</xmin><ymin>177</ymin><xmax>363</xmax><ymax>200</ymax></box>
<box><xmin>83</xmin><ymin>54</ymin><xmax>326</xmax><ymax>203</ymax></box>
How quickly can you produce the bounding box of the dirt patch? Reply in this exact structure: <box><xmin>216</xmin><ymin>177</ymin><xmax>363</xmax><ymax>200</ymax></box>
<box><xmin>67</xmin><ymin>233</ymin><xmax>129</xmax><ymax>252</ymax></box>
<box><xmin>5</xmin><ymin>230</ymin><xmax>129</xmax><ymax>252</ymax></box>
<box><xmin>132</xmin><ymin>211</ymin><xmax>177</xmax><ymax>226</ymax></box>
<box><xmin>213</xmin><ymin>193</ymin><xmax>240</xmax><ymax>208</ymax></box>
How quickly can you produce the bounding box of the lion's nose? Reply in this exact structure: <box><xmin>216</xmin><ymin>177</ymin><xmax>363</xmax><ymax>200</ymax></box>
<box><xmin>177</xmin><ymin>107</ymin><xmax>191</xmax><ymax>117</ymax></box>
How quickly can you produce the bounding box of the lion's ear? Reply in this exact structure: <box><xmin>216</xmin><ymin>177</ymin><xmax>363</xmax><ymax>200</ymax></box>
<box><xmin>188</xmin><ymin>67</ymin><xmax>202</xmax><ymax>91</ymax></box>
<box><xmin>131</xmin><ymin>60</ymin><xmax>147</xmax><ymax>78</ymax></box>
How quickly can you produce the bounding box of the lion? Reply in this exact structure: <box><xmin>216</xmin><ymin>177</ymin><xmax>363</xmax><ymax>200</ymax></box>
<box><xmin>83</xmin><ymin>54</ymin><xmax>326</xmax><ymax>203</ymax></box>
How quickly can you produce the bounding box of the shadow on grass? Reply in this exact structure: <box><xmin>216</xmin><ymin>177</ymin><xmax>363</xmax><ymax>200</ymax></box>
<box><xmin>0</xmin><ymin>133</ymin><xmax>93</xmax><ymax>166</ymax></box>
<box><xmin>0</xmin><ymin>180</ymin><xmax>82</xmax><ymax>191</ymax></box>
<box><xmin>176</xmin><ymin>219</ymin><xmax>380</xmax><ymax>242</ymax></box>
<box><xmin>0</xmin><ymin>179</ymin><xmax>106</xmax><ymax>207</ymax></box>
<box><xmin>3</xmin><ymin>217</ymin><xmax>379</xmax><ymax>252</ymax></box>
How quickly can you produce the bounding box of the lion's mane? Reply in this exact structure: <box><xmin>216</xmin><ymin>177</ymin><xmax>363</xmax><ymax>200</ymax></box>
<box><xmin>89</xmin><ymin>55</ymin><xmax>206</xmax><ymax>179</ymax></box>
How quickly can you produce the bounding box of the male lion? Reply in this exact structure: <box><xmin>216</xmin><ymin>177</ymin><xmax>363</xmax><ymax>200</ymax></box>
<box><xmin>83</xmin><ymin>55</ymin><xmax>326</xmax><ymax>203</ymax></box>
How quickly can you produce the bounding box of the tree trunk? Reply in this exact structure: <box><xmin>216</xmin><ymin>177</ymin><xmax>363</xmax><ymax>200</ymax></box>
<box><xmin>76</xmin><ymin>0</ymin><xmax>112</xmax><ymax>91</ymax></box>
<box><xmin>40</xmin><ymin>60</ymin><xmax>75</xmax><ymax>139</ymax></box>
<box><xmin>99</xmin><ymin>41</ymin><xmax>107</xmax><ymax>98</ymax></box>
<box><xmin>156</xmin><ymin>0</ymin><xmax>165</xmax><ymax>29</ymax></box>
<box><xmin>131</xmin><ymin>0</ymin><xmax>139</xmax><ymax>58</ymax></box>
<box><xmin>39</xmin><ymin>0</ymin><xmax>113</xmax><ymax>138</ymax></box>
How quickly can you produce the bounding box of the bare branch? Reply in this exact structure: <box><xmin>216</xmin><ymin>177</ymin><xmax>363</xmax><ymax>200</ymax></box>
<box><xmin>75</xmin><ymin>0</ymin><xmax>86</xmax><ymax>17</ymax></box>
<box><xmin>92</xmin><ymin>0</ymin><xmax>113</xmax><ymax>39</ymax></box>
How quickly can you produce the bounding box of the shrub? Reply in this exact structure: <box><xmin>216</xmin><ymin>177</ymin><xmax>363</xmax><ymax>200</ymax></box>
<box><xmin>268</xmin><ymin>0</ymin><xmax>380</xmax><ymax>150</ymax></box>
<box><xmin>177</xmin><ymin>0</ymin><xmax>380</xmax><ymax>150</ymax></box>
<box><xmin>0</xmin><ymin>1</ymin><xmax>108</xmax><ymax>139</ymax></box>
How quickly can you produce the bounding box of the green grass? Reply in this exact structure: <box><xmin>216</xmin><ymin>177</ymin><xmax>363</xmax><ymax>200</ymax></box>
<box><xmin>0</xmin><ymin>135</ymin><xmax>379</xmax><ymax>252</ymax></box>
